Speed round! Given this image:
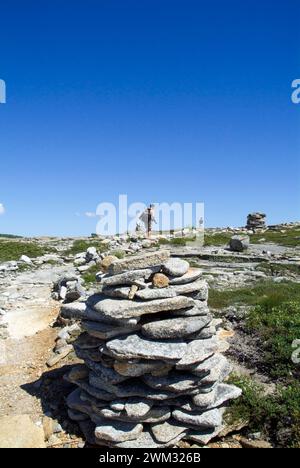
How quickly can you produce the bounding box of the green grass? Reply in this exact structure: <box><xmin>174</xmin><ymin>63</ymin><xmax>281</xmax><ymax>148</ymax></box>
<box><xmin>64</xmin><ymin>239</ymin><xmax>109</xmax><ymax>256</ymax></box>
<box><xmin>0</xmin><ymin>240</ymin><xmax>54</xmax><ymax>263</ymax></box>
<box><xmin>226</xmin><ymin>374</ymin><xmax>300</xmax><ymax>447</ymax></box>
<box><xmin>250</xmin><ymin>227</ymin><xmax>300</xmax><ymax>247</ymax></box>
<box><xmin>0</xmin><ymin>233</ymin><xmax>23</xmax><ymax>239</ymax></box>
<box><xmin>81</xmin><ymin>264</ymin><xmax>101</xmax><ymax>285</ymax></box>
<box><xmin>110</xmin><ymin>249</ymin><xmax>126</xmax><ymax>259</ymax></box>
<box><xmin>246</xmin><ymin>301</ymin><xmax>300</xmax><ymax>378</ymax></box>
<box><xmin>255</xmin><ymin>262</ymin><xmax>300</xmax><ymax>276</ymax></box>
<box><xmin>208</xmin><ymin>280</ymin><xmax>300</xmax><ymax>310</ymax></box>
<box><xmin>203</xmin><ymin>232</ymin><xmax>232</xmax><ymax>246</ymax></box>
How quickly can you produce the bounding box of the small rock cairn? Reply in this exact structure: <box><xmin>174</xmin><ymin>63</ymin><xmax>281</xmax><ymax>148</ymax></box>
<box><xmin>63</xmin><ymin>250</ymin><xmax>241</xmax><ymax>447</ymax></box>
<box><xmin>246</xmin><ymin>212</ymin><xmax>266</xmax><ymax>230</ymax></box>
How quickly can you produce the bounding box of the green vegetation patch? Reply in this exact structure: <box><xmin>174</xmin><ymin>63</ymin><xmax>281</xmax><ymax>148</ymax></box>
<box><xmin>208</xmin><ymin>280</ymin><xmax>300</xmax><ymax>310</ymax></box>
<box><xmin>246</xmin><ymin>301</ymin><xmax>300</xmax><ymax>378</ymax></box>
<box><xmin>255</xmin><ymin>262</ymin><xmax>300</xmax><ymax>277</ymax></box>
<box><xmin>226</xmin><ymin>374</ymin><xmax>300</xmax><ymax>447</ymax></box>
<box><xmin>81</xmin><ymin>264</ymin><xmax>101</xmax><ymax>285</ymax></box>
<box><xmin>64</xmin><ymin>239</ymin><xmax>109</xmax><ymax>256</ymax></box>
<box><xmin>250</xmin><ymin>227</ymin><xmax>300</xmax><ymax>247</ymax></box>
<box><xmin>0</xmin><ymin>240</ymin><xmax>54</xmax><ymax>263</ymax></box>
<box><xmin>203</xmin><ymin>232</ymin><xmax>232</xmax><ymax>246</ymax></box>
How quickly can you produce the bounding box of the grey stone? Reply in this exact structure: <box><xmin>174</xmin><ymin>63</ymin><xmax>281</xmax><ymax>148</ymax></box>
<box><xmin>125</xmin><ymin>398</ymin><xmax>153</xmax><ymax>418</ymax></box>
<box><xmin>107</xmin><ymin>250</ymin><xmax>170</xmax><ymax>275</ymax></box>
<box><xmin>66</xmin><ymin>388</ymin><xmax>93</xmax><ymax>416</ymax></box>
<box><xmin>89</xmin><ymin>295</ymin><xmax>194</xmax><ymax>320</ymax></box>
<box><xmin>191</xmin><ymin>353</ymin><xmax>232</xmax><ymax>384</ymax></box>
<box><xmin>100</xmin><ymin>268</ymin><xmax>159</xmax><ymax>287</ymax></box>
<box><xmin>229</xmin><ymin>235</ymin><xmax>250</xmax><ymax>252</ymax></box>
<box><xmin>186</xmin><ymin>424</ymin><xmax>224</xmax><ymax>445</ymax></box>
<box><xmin>85</xmin><ymin>359</ymin><xmax>128</xmax><ymax>384</ymax></box>
<box><xmin>172</xmin><ymin>280</ymin><xmax>208</xmax><ymax>299</ymax></box>
<box><xmin>94</xmin><ymin>419</ymin><xmax>143</xmax><ymax>443</ymax></box>
<box><xmin>141</xmin><ymin>315</ymin><xmax>211</xmax><ymax>340</ymax></box>
<box><xmin>162</xmin><ymin>258</ymin><xmax>189</xmax><ymax>277</ymax></box>
<box><xmin>192</xmin><ymin>384</ymin><xmax>242</xmax><ymax>409</ymax></box>
<box><xmin>135</xmin><ymin>288</ymin><xmax>177</xmax><ymax>300</ymax></box>
<box><xmin>151</xmin><ymin>420</ymin><xmax>187</xmax><ymax>443</ymax></box>
<box><xmin>102</xmin><ymin>286</ymin><xmax>131</xmax><ymax>299</ymax></box>
<box><xmin>113</xmin><ymin>359</ymin><xmax>173</xmax><ymax>377</ymax></box>
<box><xmin>176</xmin><ymin>338</ymin><xmax>218</xmax><ymax>369</ymax></box>
<box><xmin>96</xmin><ymin>405</ymin><xmax>170</xmax><ymax>423</ymax></box>
<box><xmin>88</xmin><ymin>373</ymin><xmax>184</xmax><ymax>401</ymax></box>
<box><xmin>172</xmin><ymin>302</ymin><xmax>209</xmax><ymax>317</ymax></box>
<box><xmin>172</xmin><ymin>407</ymin><xmax>222</xmax><ymax>429</ymax></box>
<box><xmin>82</xmin><ymin>320</ymin><xmax>140</xmax><ymax>340</ymax></box>
<box><xmin>106</xmin><ymin>333</ymin><xmax>187</xmax><ymax>361</ymax></box>
<box><xmin>142</xmin><ymin>372</ymin><xmax>204</xmax><ymax>394</ymax></box>
<box><xmin>168</xmin><ymin>268</ymin><xmax>202</xmax><ymax>285</ymax></box>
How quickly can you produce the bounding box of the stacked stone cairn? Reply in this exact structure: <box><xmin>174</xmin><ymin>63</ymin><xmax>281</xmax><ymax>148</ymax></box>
<box><xmin>62</xmin><ymin>250</ymin><xmax>241</xmax><ymax>447</ymax></box>
<box><xmin>246</xmin><ymin>212</ymin><xmax>266</xmax><ymax>230</ymax></box>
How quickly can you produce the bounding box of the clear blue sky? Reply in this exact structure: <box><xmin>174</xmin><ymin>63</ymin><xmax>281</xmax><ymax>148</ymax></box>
<box><xmin>0</xmin><ymin>0</ymin><xmax>299</xmax><ymax>236</ymax></box>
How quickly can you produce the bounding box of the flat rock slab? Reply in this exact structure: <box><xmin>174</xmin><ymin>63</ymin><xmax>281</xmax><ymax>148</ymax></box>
<box><xmin>101</xmin><ymin>430</ymin><xmax>185</xmax><ymax>448</ymax></box>
<box><xmin>191</xmin><ymin>353</ymin><xmax>232</xmax><ymax>385</ymax></box>
<box><xmin>113</xmin><ymin>359</ymin><xmax>173</xmax><ymax>377</ymax></box>
<box><xmin>82</xmin><ymin>320</ymin><xmax>140</xmax><ymax>340</ymax></box>
<box><xmin>85</xmin><ymin>359</ymin><xmax>129</xmax><ymax>384</ymax></box>
<box><xmin>135</xmin><ymin>288</ymin><xmax>177</xmax><ymax>300</ymax></box>
<box><xmin>192</xmin><ymin>383</ymin><xmax>242</xmax><ymax>410</ymax></box>
<box><xmin>151</xmin><ymin>420</ymin><xmax>187</xmax><ymax>443</ymax></box>
<box><xmin>162</xmin><ymin>258</ymin><xmax>189</xmax><ymax>277</ymax></box>
<box><xmin>97</xmin><ymin>405</ymin><xmax>170</xmax><ymax>423</ymax></box>
<box><xmin>106</xmin><ymin>333</ymin><xmax>187</xmax><ymax>361</ymax></box>
<box><xmin>141</xmin><ymin>315</ymin><xmax>211</xmax><ymax>340</ymax></box>
<box><xmin>168</xmin><ymin>268</ymin><xmax>202</xmax><ymax>285</ymax></box>
<box><xmin>108</xmin><ymin>250</ymin><xmax>170</xmax><ymax>275</ymax></box>
<box><xmin>90</xmin><ymin>295</ymin><xmax>194</xmax><ymax>320</ymax></box>
<box><xmin>0</xmin><ymin>415</ymin><xmax>46</xmax><ymax>448</ymax></box>
<box><xmin>100</xmin><ymin>268</ymin><xmax>158</xmax><ymax>287</ymax></box>
<box><xmin>172</xmin><ymin>280</ymin><xmax>208</xmax><ymax>299</ymax></box>
<box><xmin>94</xmin><ymin>419</ymin><xmax>143</xmax><ymax>443</ymax></box>
<box><xmin>172</xmin><ymin>407</ymin><xmax>222</xmax><ymax>429</ymax></box>
<box><xmin>176</xmin><ymin>338</ymin><xmax>218</xmax><ymax>369</ymax></box>
<box><xmin>142</xmin><ymin>372</ymin><xmax>203</xmax><ymax>394</ymax></box>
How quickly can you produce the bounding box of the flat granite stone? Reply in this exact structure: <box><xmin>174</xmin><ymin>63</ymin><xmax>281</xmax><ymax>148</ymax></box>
<box><xmin>172</xmin><ymin>302</ymin><xmax>209</xmax><ymax>317</ymax></box>
<box><xmin>141</xmin><ymin>315</ymin><xmax>211</xmax><ymax>340</ymax></box>
<box><xmin>100</xmin><ymin>268</ymin><xmax>159</xmax><ymax>287</ymax></box>
<box><xmin>106</xmin><ymin>333</ymin><xmax>187</xmax><ymax>361</ymax></box>
<box><xmin>186</xmin><ymin>423</ymin><xmax>224</xmax><ymax>445</ymax></box>
<box><xmin>172</xmin><ymin>407</ymin><xmax>222</xmax><ymax>429</ymax></box>
<box><xmin>172</xmin><ymin>280</ymin><xmax>208</xmax><ymax>298</ymax></box>
<box><xmin>135</xmin><ymin>288</ymin><xmax>177</xmax><ymax>300</ymax></box>
<box><xmin>162</xmin><ymin>258</ymin><xmax>189</xmax><ymax>277</ymax></box>
<box><xmin>113</xmin><ymin>359</ymin><xmax>173</xmax><ymax>377</ymax></box>
<box><xmin>82</xmin><ymin>320</ymin><xmax>140</xmax><ymax>340</ymax></box>
<box><xmin>94</xmin><ymin>419</ymin><xmax>143</xmax><ymax>443</ymax></box>
<box><xmin>66</xmin><ymin>388</ymin><xmax>93</xmax><ymax>416</ymax></box>
<box><xmin>142</xmin><ymin>372</ymin><xmax>204</xmax><ymax>394</ymax></box>
<box><xmin>151</xmin><ymin>419</ymin><xmax>187</xmax><ymax>443</ymax></box>
<box><xmin>125</xmin><ymin>398</ymin><xmax>153</xmax><ymax>418</ymax></box>
<box><xmin>88</xmin><ymin>372</ymin><xmax>191</xmax><ymax>401</ymax></box>
<box><xmin>89</xmin><ymin>295</ymin><xmax>194</xmax><ymax>320</ymax></box>
<box><xmin>108</xmin><ymin>250</ymin><xmax>170</xmax><ymax>275</ymax></box>
<box><xmin>85</xmin><ymin>359</ymin><xmax>129</xmax><ymax>384</ymax></box>
<box><xmin>168</xmin><ymin>268</ymin><xmax>202</xmax><ymax>285</ymax></box>
<box><xmin>102</xmin><ymin>286</ymin><xmax>131</xmax><ymax>299</ymax></box>
<box><xmin>191</xmin><ymin>353</ymin><xmax>232</xmax><ymax>385</ymax></box>
<box><xmin>100</xmin><ymin>430</ymin><xmax>185</xmax><ymax>448</ymax></box>
<box><xmin>176</xmin><ymin>338</ymin><xmax>218</xmax><ymax>369</ymax></box>
<box><xmin>192</xmin><ymin>383</ymin><xmax>242</xmax><ymax>409</ymax></box>
<box><xmin>96</xmin><ymin>405</ymin><xmax>170</xmax><ymax>423</ymax></box>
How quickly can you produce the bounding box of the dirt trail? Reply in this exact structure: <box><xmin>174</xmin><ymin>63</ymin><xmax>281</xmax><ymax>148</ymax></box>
<box><xmin>0</xmin><ymin>266</ymin><xmax>70</xmax><ymax>421</ymax></box>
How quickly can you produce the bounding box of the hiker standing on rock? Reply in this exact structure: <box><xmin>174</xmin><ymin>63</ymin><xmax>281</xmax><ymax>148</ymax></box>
<box><xmin>139</xmin><ymin>204</ymin><xmax>157</xmax><ymax>237</ymax></box>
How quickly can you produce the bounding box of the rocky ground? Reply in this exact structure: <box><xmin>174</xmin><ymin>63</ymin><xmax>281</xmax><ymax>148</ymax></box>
<box><xmin>0</xmin><ymin>222</ymin><xmax>299</xmax><ymax>448</ymax></box>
